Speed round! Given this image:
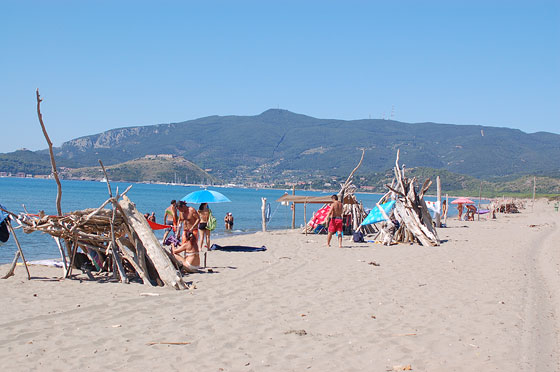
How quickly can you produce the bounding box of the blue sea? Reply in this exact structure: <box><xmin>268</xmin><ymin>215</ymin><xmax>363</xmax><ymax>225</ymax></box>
<box><xmin>0</xmin><ymin>177</ymin><xmax>466</xmax><ymax>263</ymax></box>
<box><xmin>0</xmin><ymin>178</ymin><xmax>380</xmax><ymax>263</ymax></box>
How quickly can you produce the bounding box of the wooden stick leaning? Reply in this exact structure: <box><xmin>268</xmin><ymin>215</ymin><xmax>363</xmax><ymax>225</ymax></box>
<box><xmin>36</xmin><ymin>89</ymin><xmax>72</xmax><ymax>274</ymax></box>
<box><xmin>99</xmin><ymin>160</ymin><xmax>128</xmax><ymax>283</ymax></box>
<box><xmin>1</xmin><ymin>220</ymin><xmax>31</xmax><ymax>280</ymax></box>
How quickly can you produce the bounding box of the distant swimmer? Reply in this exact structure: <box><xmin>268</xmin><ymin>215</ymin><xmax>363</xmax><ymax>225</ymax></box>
<box><xmin>224</xmin><ymin>212</ymin><xmax>234</xmax><ymax>230</ymax></box>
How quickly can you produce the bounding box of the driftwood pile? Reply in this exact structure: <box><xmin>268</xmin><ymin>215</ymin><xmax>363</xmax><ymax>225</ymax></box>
<box><xmin>376</xmin><ymin>150</ymin><xmax>440</xmax><ymax>246</ymax></box>
<box><xmin>4</xmin><ymin>190</ymin><xmax>187</xmax><ymax>290</ymax></box>
<box><xmin>492</xmin><ymin>199</ymin><xmax>522</xmax><ymax>214</ymax></box>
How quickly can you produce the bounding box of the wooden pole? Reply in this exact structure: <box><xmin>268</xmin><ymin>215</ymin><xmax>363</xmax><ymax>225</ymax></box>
<box><xmin>6</xmin><ymin>220</ymin><xmax>31</xmax><ymax>280</ymax></box>
<box><xmin>478</xmin><ymin>182</ymin><xmax>482</xmax><ymax>221</ymax></box>
<box><xmin>99</xmin><ymin>160</ymin><xmax>128</xmax><ymax>283</ymax></box>
<box><xmin>291</xmin><ymin>185</ymin><xmax>296</xmax><ymax>229</ymax></box>
<box><xmin>261</xmin><ymin>197</ymin><xmax>267</xmax><ymax>232</ymax></box>
<box><xmin>444</xmin><ymin>194</ymin><xmax>449</xmax><ymax>226</ymax></box>
<box><xmin>532</xmin><ymin>176</ymin><xmax>536</xmax><ymax>211</ymax></box>
<box><xmin>304</xmin><ymin>201</ymin><xmax>307</xmax><ymax>236</ymax></box>
<box><xmin>36</xmin><ymin>89</ymin><xmax>62</xmax><ymax>217</ymax></box>
<box><xmin>36</xmin><ymin>89</ymin><xmax>72</xmax><ymax>269</ymax></box>
<box><xmin>435</xmin><ymin>176</ymin><xmax>441</xmax><ymax>227</ymax></box>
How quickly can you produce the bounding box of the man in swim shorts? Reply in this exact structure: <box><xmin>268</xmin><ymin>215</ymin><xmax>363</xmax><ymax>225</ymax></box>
<box><xmin>326</xmin><ymin>194</ymin><xmax>343</xmax><ymax>248</ymax></box>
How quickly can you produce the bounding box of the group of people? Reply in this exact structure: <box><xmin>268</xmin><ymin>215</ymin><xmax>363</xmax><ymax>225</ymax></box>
<box><xmin>457</xmin><ymin>203</ymin><xmax>477</xmax><ymax>221</ymax></box>
<box><xmin>161</xmin><ymin>200</ymin><xmax>234</xmax><ymax>272</ymax></box>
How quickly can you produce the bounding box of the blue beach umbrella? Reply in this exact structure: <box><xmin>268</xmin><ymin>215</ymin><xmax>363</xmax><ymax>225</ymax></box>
<box><xmin>181</xmin><ymin>189</ymin><xmax>231</xmax><ymax>204</ymax></box>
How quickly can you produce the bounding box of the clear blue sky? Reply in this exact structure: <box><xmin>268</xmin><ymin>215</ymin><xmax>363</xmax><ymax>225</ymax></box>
<box><xmin>1</xmin><ymin>0</ymin><xmax>559</xmax><ymax>152</ymax></box>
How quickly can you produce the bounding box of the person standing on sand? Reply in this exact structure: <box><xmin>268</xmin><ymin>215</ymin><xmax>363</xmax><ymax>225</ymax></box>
<box><xmin>326</xmin><ymin>194</ymin><xmax>343</xmax><ymax>248</ymax></box>
<box><xmin>162</xmin><ymin>200</ymin><xmax>177</xmax><ymax>242</ymax></box>
<box><xmin>173</xmin><ymin>201</ymin><xmax>201</xmax><ymax>270</ymax></box>
<box><xmin>198</xmin><ymin>203</ymin><xmax>211</xmax><ymax>249</ymax></box>
<box><xmin>457</xmin><ymin>203</ymin><xmax>464</xmax><ymax>220</ymax></box>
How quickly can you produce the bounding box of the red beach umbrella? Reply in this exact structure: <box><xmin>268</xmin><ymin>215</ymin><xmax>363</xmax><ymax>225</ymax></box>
<box><xmin>451</xmin><ymin>197</ymin><xmax>475</xmax><ymax>204</ymax></box>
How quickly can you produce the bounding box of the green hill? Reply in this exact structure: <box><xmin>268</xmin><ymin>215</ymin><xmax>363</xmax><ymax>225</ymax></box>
<box><xmin>0</xmin><ymin>150</ymin><xmax>53</xmax><ymax>174</ymax></box>
<box><xmin>67</xmin><ymin>156</ymin><xmax>217</xmax><ymax>184</ymax></box>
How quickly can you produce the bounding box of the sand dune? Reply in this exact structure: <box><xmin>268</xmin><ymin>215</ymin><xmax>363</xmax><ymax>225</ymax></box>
<box><xmin>1</xmin><ymin>199</ymin><xmax>558</xmax><ymax>371</ymax></box>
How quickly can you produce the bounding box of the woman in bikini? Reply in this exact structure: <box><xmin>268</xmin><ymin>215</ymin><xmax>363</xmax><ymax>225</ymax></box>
<box><xmin>198</xmin><ymin>203</ymin><xmax>211</xmax><ymax>249</ymax></box>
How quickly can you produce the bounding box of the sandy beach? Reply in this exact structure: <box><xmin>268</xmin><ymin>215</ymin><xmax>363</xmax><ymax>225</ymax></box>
<box><xmin>1</xmin><ymin>199</ymin><xmax>559</xmax><ymax>371</ymax></box>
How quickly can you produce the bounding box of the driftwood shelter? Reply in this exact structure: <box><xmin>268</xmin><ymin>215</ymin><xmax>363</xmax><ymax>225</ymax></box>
<box><xmin>1</xmin><ymin>191</ymin><xmax>188</xmax><ymax>290</ymax></box>
<box><xmin>377</xmin><ymin>150</ymin><xmax>440</xmax><ymax>246</ymax></box>
<box><xmin>1</xmin><ymin>90</ymin><xmax>187</xmax><ymax>289</ymax></box>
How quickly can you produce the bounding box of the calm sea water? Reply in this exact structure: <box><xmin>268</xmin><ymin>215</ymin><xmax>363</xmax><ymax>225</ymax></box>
<box><xmin>0</xmin><ymin>177</ymin><xmax>467</xmax><ymax>263</ymax></box>
<box><xmin>0</xmin><ymin>178</ymin><xmax>383</xmax><ymax>263</ymax></box>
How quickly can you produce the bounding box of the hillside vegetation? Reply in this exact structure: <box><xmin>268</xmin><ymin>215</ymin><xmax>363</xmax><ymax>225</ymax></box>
<box><xmin>67</xmin><ymin>156</ymin><xmax>216</xmax><ymax>184</ymax></box>
<box><xmin>1</xmin><ymin>109</ymin><xmax>559</xmax><ymax>196</ymax></box>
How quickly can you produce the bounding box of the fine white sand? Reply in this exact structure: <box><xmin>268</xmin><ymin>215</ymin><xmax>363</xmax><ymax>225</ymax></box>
<box><xmin>1</xmin><ymin>199</ymin><xmax>559</xmax><ymax>371</ymax></box>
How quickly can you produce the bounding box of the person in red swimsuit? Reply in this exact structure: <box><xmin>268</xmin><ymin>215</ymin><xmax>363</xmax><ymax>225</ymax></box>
<box><xmin>326</xmin><ymin>194</ymin><xmax>343</xmax><ymax>248</ymax></box>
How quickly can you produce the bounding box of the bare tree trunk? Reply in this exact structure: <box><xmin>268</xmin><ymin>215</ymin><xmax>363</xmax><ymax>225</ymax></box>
<box><xmin>36</xmin><ymin>89</ymin><xmax>62</xmax><ymax>216</ymax></box>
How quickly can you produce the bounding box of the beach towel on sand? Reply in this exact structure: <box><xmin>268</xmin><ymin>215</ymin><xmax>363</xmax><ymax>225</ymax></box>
<box><xmin>308</xmin><ymin>205</ymin><xmax>331</xmax><ymax>229</ymax></box>
<box><xmin>209</xmin><ymin>244</ymin><xmax>267</xmax><ymax>252</ymax></box>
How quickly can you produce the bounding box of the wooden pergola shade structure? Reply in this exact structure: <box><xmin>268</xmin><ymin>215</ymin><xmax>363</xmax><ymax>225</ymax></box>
<box><xmin>277</xmin><ymin>150</ymin><xmax>376</xmax><ymax>236</ymax></box>
<box><xmin>276</xmin><ymin>195</ymin><xmax>357</xmax><ymax>205</ymax></box>
<box><xmin>276</xmin><ymin>195</ymin><xmax>357</xmax><ymax>235</ymax></box>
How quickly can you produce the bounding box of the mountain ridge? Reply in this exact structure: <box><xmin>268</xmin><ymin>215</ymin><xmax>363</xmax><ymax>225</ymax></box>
<box><xmin>2</xmin><ymin>109</ymin><xmax>559</xmax><ymax>184</ymax></box>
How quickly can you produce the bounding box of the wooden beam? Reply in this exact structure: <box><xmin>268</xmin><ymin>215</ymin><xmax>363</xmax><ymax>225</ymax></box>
<box><xmin>119</xmin><ymin>195</ymin><xmax>187</xmax><ymax>290</ymax></box>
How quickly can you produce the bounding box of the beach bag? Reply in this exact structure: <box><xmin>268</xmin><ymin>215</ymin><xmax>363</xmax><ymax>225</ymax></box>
<box><xmin>353</xmin><ymin>230</ymin><xmax>365</xmax><ymax>243</ymax></box>
<box><xmin>207</xmin><ymin>212</ymin><xmax>217</xmax><ymax>231</ymax></box>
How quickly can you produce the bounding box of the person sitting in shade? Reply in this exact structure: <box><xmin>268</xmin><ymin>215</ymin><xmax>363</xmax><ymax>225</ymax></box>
<box><xmin>466</xmin><ymin>204</ymin><xmax>477</xmax><ymax>221</ymax></box>
<box><xmin>172</xmin><ymin>201</ymin><xmax>201</xmax><ymax>272</ymax></box>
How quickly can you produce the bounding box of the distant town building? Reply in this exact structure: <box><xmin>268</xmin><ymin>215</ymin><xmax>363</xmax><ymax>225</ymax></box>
<box><xmin>144</xmin><ymin>154</ymin><xmax>174</xmax><ymax>160</ymax></box>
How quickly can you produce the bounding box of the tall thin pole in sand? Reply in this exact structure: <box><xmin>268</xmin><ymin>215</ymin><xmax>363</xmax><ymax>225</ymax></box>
<box><xmin>291</xmin><ymin>185</ymin><xmax>296</xmax><ymax>229</ymax></box>
<box><xmin>6</xmin><ymin>220</ymin><xmax>31</xmax><ymax>280</ymax></box>
<box><xmin>532</xmin><ymin>176</ymin><xmax>536</xmax><ymax>211</ymax></box>
<box><xmin>478</xmin><ymin>182</ymin><xmax>482</xmax><ymax>221</ymax></box>
<box><xmin>304</xmin><ymin>201</ymin><xmax>307</xmax><ymax>236</ymax></box>
<box><xmin>444</xmin><ymin>194</ymin><xmax>449</xmax><ymax>226</ymax></box>
<box><xmin>261</xmin><ymin>197</ymin><xmax>267</xmax><ymax>232</ymax></box>
<box><xmin>436</xmin><ymin>176</ymin><xmax>441</xmax><ymax>227</ymax></box>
